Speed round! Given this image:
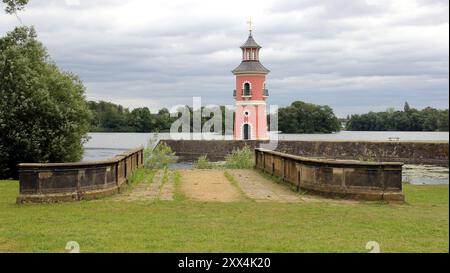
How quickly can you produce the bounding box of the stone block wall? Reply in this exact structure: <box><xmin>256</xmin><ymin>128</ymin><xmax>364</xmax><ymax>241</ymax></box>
<box><xmin>161</xmin><ymin>140</ymin><xmax>448</xmax><ymax>166</ymax></box>
<box><xmin>255</xmin><ymin>148</ymin><xmax>404</xmax><ymax>201</ymax></box>
<box><xmin>16</xmin><ymin>147</ymin><xmax>144</xmax><ymax>203</ymax></box>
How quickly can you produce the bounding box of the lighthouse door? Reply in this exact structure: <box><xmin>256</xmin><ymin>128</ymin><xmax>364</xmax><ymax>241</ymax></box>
<box><xmin>243</xmin><ymin>124</ymin><xmax>251</xmax><ymax>140</ymax></box>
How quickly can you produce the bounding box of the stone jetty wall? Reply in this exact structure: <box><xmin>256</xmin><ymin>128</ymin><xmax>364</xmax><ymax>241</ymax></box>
<box><xmin>254</xmin><ymin>148</ymin><xmax>404</xmax><ymax>201</ymax></box>
<box><xmin>161</xmin><ymin>140</ymin><xmax>448</xmax><ymax>166</ymax></box>
<box><xmin>16</xmin><ymin>147</ymin><xmax>144</xmax><ymax>203</ymax></box>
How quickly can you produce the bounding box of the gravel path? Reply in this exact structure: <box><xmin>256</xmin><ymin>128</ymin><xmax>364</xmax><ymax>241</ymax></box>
<box><xmin>115</xmin><ymin>169</ymin><xmax>351</xmax><ymax>204</ymax></box>
<box><xmin>159</xmin><ymin>171</ymin><xmax>175</xmax><ymax>201</ymax></box>
<box><xmin>180</xmin><ymin>170</ymin><xmax>243</xmax><ymax>202</ymax></box>
<box><xmin>228</xmin><ymin>170</ymin><xmax>304</xmax><ymax>203</ymax></box>
<box><xmin>115</xmin><ymin>170</ymin><xmax>174</xmax><ymax>202</ymax></box>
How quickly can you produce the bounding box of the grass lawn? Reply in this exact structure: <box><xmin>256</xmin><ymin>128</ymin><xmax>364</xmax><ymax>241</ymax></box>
<box><xmin>0</xmin><ymin>169</ymin><xmax>448</xmax><ymax>253</ymax></box>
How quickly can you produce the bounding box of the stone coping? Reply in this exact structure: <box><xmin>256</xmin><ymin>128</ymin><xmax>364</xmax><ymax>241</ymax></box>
<box><xmin>255</xmin><ymin>148</ymin><xmax>404</xmax><ymax>167</ymax></box>
<box><xmin>17</xmin><ymin>146</ymin><xmax>144</xmax><ymax>168</ymax></box>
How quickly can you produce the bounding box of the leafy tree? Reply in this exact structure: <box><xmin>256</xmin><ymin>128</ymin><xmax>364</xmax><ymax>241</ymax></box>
<box><xmin>87</xmin><ymin>100</ymin><xmax>134</xmax><ymax>132</ymax></box>
<box><xmin>421</xmin><ymin>107</ymin><xmax>438</xmax><ymax>131</ymax></box>
<box><xmin>0</xmin><ymin>27</ymin><xmax>92</xmax><ymax>178</ymax></box>
<box><xmin>437</xmin><ymin>109</ymin><xmax>449</xmax><ymax>131</ymax></box>
<box><xmin>155</xmin><ymin>108</ymin><xmax>174</xmax><ymax>132</ymax></box>
<box><xmin>130</xmin><ymin>107</ymin><xmax>154</xmax><ymax>132</ymax></box>
<box><xmin>404</xmin><ymin>102</ymin><xmax>411</xmax><ymax>112</ymax></box>
<box><xmin>278</xmin><ymin>101</ymin><xmax>341</xmax><ymax>133</ymax></box>
<box><xmin>2</xmin><ymin>0</ymin><xmax>28</xmax><ymax>14</ymax></box>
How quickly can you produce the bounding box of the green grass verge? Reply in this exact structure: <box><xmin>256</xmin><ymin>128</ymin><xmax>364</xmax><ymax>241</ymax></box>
<box><xmin>160</xmin><ymin>168</ymin><xmax>169</xmax><ymax>192</ymax></box>
<box><xmin>0</xmin><ymin>171</ymin><xmax>448</xmax><ymax>253</ymax></box>
<box><xmin>172</xmin><ymin>170</ymin><xmax>186</xmax><ymax>202</ymax></box>
<box><xmin>126</xmin><ymin>168</ymin><xmax>155</xmax><ymax>190</ymax></box>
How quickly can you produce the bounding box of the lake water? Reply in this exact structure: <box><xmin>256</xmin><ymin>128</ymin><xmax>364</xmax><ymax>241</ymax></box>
<box><xmin>83</xmin><ymin>131</ymin><xmax>449</xmax><ymax>185</ymax></box>
<box><xmin>84</xmin><ymin>131</ymin><xmax>449</xmax><ymax>150</ymax></box>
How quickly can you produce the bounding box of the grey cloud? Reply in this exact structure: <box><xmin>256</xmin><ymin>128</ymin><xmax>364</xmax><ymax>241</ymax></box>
<box><xmin>0</xmin><ymin>0</ymin><xmax>448</xmax><ymax>117</ymax></box>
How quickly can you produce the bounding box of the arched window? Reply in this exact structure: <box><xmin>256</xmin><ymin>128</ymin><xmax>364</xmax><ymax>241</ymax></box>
<box><xmin>243</xmin><ymin>82</ymin><xmax>251</xmax><ymax>96</ymax></box>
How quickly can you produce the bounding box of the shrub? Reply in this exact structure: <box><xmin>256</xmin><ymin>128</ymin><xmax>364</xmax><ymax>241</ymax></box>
<box><xmin>194</xmin><ymin>155</ymin><xmax>214</xmax><ymax>169</ymax></box>
<box><xmin>143</xmin><ymin>138</ymin><xmax>176</xmax><ymax>170</ymax></box>
<box><xmin>225</xmin><ymin>146</ymin><xmax>254</xmax><ymax>169</ymax></box>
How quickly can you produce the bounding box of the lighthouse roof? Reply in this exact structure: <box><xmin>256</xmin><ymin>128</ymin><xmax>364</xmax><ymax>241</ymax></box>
<box><xmin>240</xmin><ymin>33</ymin><xmax>261</xmax><ymax>48</ymax></box>
<box><xmin>232</xmin><ymin>60</ymin><xmax>270</xmax><ymax>74</ymax></box>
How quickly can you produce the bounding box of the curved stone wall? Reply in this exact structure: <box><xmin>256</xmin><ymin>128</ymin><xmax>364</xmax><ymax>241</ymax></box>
<box><xmin>16</xmin><ymin>147</ymin><xmax>144</xmax><ymax>203</ymax></box>
<box><xmin>255</xmin><ymin>148</ymin><xmax>404</xmax><ymax>201</ymax></box>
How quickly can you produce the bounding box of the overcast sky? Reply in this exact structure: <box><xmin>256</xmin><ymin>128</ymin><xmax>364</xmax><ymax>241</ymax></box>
<box><xmin>1</xmin><ymin>0</ymin><xmax>448</xmax><ymax>117</ymax></box>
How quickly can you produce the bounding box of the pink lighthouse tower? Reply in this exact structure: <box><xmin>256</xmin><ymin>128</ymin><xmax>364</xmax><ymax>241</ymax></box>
<box><xmin>232</xmin><ymin>23</ymin><xmax>270</xmax><ymax>140</ymax></box>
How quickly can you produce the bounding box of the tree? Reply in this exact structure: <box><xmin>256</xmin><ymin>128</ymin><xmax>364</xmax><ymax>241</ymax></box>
<box><xmin>0</xmin><ymin>27</ymin><xmax>92</xmax><ymax>178</ymax></box>
<box><xmin>278</xmin><ymin>101</ymin><xmax>341</xmax><ymax>133</ymax></box>
<box><xmin>130</xmin><ymin>107</ymin><xmax>154</xmax><ymax>132</ymax></box>
<box><xmin>404</xmin><ymin>101</ymin><xmax>411</xmax><ymax>112</ymax></box>
<box><xmin>2</xmin><ymin>0</ymin><xmax>28</xmax><ymax>14</ymax></box>
<box><xmin>154</xmin><ymin>108</ymin><xmax>173</xmax><ymax>132</ymax></box>
<box><xmin>437</xmin><ymin>109</ymin><xmax>449</xmax><ymax>131</ymax></box>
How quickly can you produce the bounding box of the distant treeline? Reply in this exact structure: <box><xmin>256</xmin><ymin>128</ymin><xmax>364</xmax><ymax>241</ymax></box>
<box><xmin>88</xmin><ymin>101</ymin><xmax>233</xmax><ymax>133</ymax></box>
<box><xmin>88</xmin><ymin>100</ymin><xmax>449</xmax><ymax>133</ymax></box>
<box><xmin>346</xmin><ymin>102</ymin><xmax>449</xmax><ymax>131</ymax></box>
<box><xmin>87</xmin><ymin>100</ymin><xmax>342</xmax><ymax>133</ymax></box>
<box><xmin>88</xmin><ymin>101</ymin><xmax>173</xmax><ymax>132</ymax></box>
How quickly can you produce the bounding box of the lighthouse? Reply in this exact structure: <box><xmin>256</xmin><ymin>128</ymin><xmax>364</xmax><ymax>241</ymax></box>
<box><xmin>232</xmin><ymin>23</ymin><xmax>270</xmax><ymax>140</ymax></box>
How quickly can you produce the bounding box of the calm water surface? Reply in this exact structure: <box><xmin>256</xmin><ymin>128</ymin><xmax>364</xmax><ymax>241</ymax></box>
<box><xmin>83</xmin><ymin>131</ymin><xmax>449</xmax><ymax>185</ymax></box>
